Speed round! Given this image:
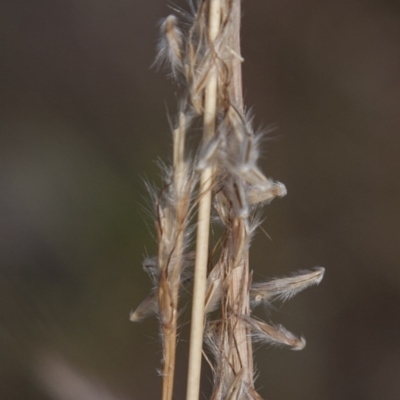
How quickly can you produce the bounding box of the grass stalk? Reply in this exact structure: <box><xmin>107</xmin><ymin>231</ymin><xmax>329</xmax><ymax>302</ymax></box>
<box><xmin>221</xmin><ymin>0</ymin><xmax>255</xmax><ymax>390</ymax></box>
<box><xmin>131</xmin><ymin>1</ymin><xmax>324</xmax><ymax>399</ymax></box>
<box><xmin>186</xmin><ymin>2</ymin><xmax>221</xmax><ymax>399</ymax></box>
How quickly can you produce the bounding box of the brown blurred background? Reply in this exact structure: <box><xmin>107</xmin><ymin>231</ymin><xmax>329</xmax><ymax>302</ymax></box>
<box><xmin>1</xmin><ymin>0</ymin><xmax>400</xmax><ymax>399</ymax></box>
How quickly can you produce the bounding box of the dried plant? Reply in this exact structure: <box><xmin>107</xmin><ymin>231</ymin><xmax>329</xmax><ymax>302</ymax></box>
<box><xmin>130</xmin><ymin>1</ymin><xmax>324</xmax><ymax>400</ymax></box>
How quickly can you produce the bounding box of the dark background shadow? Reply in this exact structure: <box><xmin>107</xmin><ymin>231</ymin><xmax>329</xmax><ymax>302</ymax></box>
<box><xmin>1</xmin><ymin>1</ymin><xmax>400</xmax><ymax>399</ymax></box>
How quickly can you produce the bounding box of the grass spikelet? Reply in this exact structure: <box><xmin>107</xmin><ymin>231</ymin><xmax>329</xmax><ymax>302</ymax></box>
<box><xmin>204</xmin><ymin>262</ymin><xmax>222</xmax><ymax>315</ymax></box>
<box><xmin>247</xmin><ymin>180</ymin><xmax>287</xmax><ymax>206</ymax></box>
<box><xmin>242</xmin><ymin>315</ymin><xmax>306</xmax><ymax>351</ymax></box>
<box><xmin>154</xmin><ymin>15</ymin><xmax>183</xmax><ymax>79</ymax></box>
<box><xmin>130</xmin><ymin>288</ymin><xmax>158</xmax><ymax>322</ymax></box>
<box><xmin>251</xmin><ymin>267</ymin><xmax>325</xmax><ymax>307</ymax></box>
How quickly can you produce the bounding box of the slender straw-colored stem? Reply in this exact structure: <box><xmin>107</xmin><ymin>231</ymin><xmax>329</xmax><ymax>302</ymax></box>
<box><xmin>162</xmin><ymin>242</ymin><xmax>182</xmax><ymax>400</ymax></box>
<box><xmin>186</xmin><ymin>1</ymin><xmax>221</xmax><ymax>399</ymax></box>
<box><xmin>161</xmin><ymin>114</ymin><xmax>189</xmax><ymax>400</ymax></box>
<box><xmin>226</xmin><ymin>0</ymin><xmax>255</xmax><ymax>388</ymax></box>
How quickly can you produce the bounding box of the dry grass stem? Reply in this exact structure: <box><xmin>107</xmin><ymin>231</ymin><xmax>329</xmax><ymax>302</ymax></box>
<box><xmin>186</xmin><ymin>1</ymin><xmax>221</xmax><ymax>398</ymax></box>
<box><xmin>131</xmin><ymin>1</ymin><xmax>324</xmax><ymax>399</ymax></box>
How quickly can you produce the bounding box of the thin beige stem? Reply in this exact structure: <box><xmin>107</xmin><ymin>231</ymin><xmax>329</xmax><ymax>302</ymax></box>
<box><xmin>161</xmin><ymin>240</ymin><xmax>182</xmax><ymax>400</ymax></box>
<box><xmin>186</xmin><ymin>1</ymin><xmax>221</xmax><ymax>399</ymax></box>
<box><xmin>162</xmin><ymin>312</ymin><xmax>177</xmax><ymax>400</ymax></box>
<box><xmin>161</xmin><ymin>114</ymin><xmax>189</xmax><ymax>400</ymax></box>
<box><xmin>230</xmin><ymin>0</ymin><xmax>243</xmax><ymax>110</ymax></box>
<box><xmin>225</xmin><ymin>0</ymin><xmax>255</xmax><ymax>389</ymax></box>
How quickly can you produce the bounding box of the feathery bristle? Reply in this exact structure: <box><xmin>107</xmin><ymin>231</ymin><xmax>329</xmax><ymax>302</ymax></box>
<box><xmin>197</xmin><ymin>135</ymin><xmax>222</xmax><ymax>170</ymax></box>
<box><xmin>154</xmin><ymin>15</ymin><xmax>183</xmax><ymax>79</ymax></box>
<box><xmin>142</xmin><ymin>256</ymin><xmax>158</xmax><ymax>283</ymax></box>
